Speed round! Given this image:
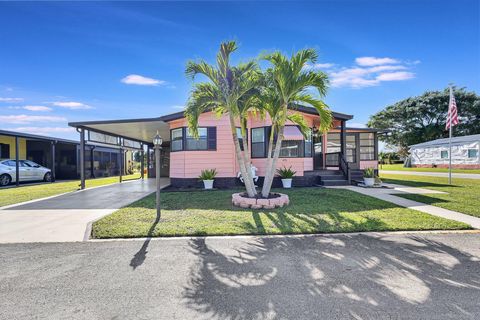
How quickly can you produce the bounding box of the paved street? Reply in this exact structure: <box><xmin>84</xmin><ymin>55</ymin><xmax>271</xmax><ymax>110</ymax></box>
<box><xmin>380</xmin><ymin>170</ymin><xmax>480</xmax><ymax>179</ymax></box>
<box><xmin>1</xmin><ymin>232</ymin><xmax>479</xmax><ymax>320</ymax></box>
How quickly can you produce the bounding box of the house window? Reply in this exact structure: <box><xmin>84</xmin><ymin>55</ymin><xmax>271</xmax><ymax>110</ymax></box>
<box><xmin>0</xmin><ymin>143</ymin><xmax>10</xmax><ymax>159</ymax></box>
<box><xmin>441</xmin><ymin>150</ymin><xmax>448</xmax><ymax>159</ymax></box>
<box><xmin>236</xmin><ymin>128</ymin><xmax>248</xmax><ymax>151</ymax></box>
<box><xmin>359</xmin><ymin>133</ymin><xmax>375</xmax><ymax>160</ymax></box>
<box><xmin>251</xmin><ymin>127</ymin><xmax>266</xmax><ymax>158</ymax></box>
<box><xmin>279</xmin><ymin>140</ymin><xmax>305</xmax><ymax>158</ymax></box>
<box><xmin>186</xmin><ymin>127</ymin><xmax>208</xmax><ymax>150</ymax></box>
<box><xmin>171</xmin><ymin>128</ymin><xmax>183</xmax><ymax>151</ymax></box>
<box><xmin>346</xmin><ymin>134</ymin><xmax>357</xmax><ymax>163</ymax></box>
<box><xmin>326</xmin><ymin>133</ymin><xmax>341</xmax><ymax>154</ymax></box>
<box><xmin>468</xmin><ymin>149</ymin><xmax>478</xmax><ymax>158</ymax></box>
<box><xmin>171</xmin><ymin>127</ymin><xmax>216</xmax><ymax>151</ymax></box>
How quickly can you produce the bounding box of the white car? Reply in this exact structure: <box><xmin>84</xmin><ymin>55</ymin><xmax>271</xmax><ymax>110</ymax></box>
<box><xmin>0</xmin><ymin>160</ymin><xmax>53</xmax><ymax>186</ymax></box>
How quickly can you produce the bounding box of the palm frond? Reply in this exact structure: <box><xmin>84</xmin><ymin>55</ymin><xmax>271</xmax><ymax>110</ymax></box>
<box><xmin>185</xmin><ymin>60</ymin><xmax>219</xmax><ymax>85</ymax></box>
<box><xmin>287</xmin><ymin>113</ymin><xmax>310</xmax><ymax>138</ymax></box>
<box><xmin>294</xmin><ymin>93</ymin><xmax>333</xmax><ymax>132</ymax></box>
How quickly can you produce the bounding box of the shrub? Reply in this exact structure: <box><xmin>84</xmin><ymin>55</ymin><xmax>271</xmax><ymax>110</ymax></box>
<box><xmin>363</xmin><ymin>167</ymin><xmax>375</xmax><ymax>178</ymax></box>
<box><xmin>276</xmin><ymin>166</ymin><xmax>296</xmax><ymax>179</ymax></box>
<box><xmin>198</xmin><ymin>169</ymin><xmax>218</xmax><ymax>180</ymax></box>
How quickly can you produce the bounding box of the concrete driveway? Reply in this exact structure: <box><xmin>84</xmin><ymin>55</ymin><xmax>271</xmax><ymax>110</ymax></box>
<box><xmin>0</xmin><ymin>232</ymin><xmax>479</xmax><ymax>319</ymax></box>
<box><xmin>0</xmin><ymin>178</ymin><xmax>169</xmax><ymax>243</ymax></box>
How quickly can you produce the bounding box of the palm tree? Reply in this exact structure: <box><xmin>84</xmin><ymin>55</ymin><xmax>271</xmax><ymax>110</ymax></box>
<box><xmin>184</xmin><ymin>41</ymin><xmax>260</xmax><ymax>198</ymax></box>
<box><xmin>260</xmin><ymin>49</ymin><xmax>332</xmax><ymax>198</ymax></box>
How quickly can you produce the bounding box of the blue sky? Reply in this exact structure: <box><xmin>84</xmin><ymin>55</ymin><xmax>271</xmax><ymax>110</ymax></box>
<box><xmin>1</xmin><ymin>0</ymin><xmax>479</xmax><ymax>141</ymax></box>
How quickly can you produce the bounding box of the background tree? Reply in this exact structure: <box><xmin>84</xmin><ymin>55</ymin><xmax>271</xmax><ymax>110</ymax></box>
<box><xmin>260</xmin><ymin>49</ymin><xmax>332</xmax><ymax>198</ymax></box>
<box><xmin>184</xmin><ymin>41</ymin><xmax>260</xmax><ymax>198</ymax></box>
<box><xmin>368</xmin><ymin>87</ymin><xmax>480</xmax><ymax>155</ymax></box>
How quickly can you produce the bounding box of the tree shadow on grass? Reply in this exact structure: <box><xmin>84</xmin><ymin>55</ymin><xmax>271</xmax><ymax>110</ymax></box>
<box><xmin>395</xmin><ymin>193</ymin><xmax>451</xmax><ymax>206</ymax></box>
<box><xmin>182</xmin><ymin>234</ymin><xmax>480</xmax><ymax>319</ymax></box>
<box><xmin>382</xmin><ymin>178</ymin><xmax>462</xmax><ymax>189</ymax></box>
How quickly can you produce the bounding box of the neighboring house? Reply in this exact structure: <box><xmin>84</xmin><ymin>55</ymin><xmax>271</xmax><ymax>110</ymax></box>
<box><xmin>69</xmin><ymin>105</ymin><xmax>380</xmax><ymax>188</ymax></box>
<box><xmin>0</xmin><ymin>130</ymin><xmax>135</xmax><ymax>181</ymax></box>
<box><xmin>409</xmin><ymin>134</ymin><xmax>480</xmax><ymax>169</ymax></box>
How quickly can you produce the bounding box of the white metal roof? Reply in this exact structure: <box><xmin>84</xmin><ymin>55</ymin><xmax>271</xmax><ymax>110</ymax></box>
<box><xmin>410</xmin><ymin>134</ymin><xmax>480</xmax><ymax>149</ymax></box>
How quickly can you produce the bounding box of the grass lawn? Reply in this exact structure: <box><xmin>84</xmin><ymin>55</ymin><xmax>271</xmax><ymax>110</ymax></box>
<box><xmin>380</xmin><ymin>174</ymin><xmax>480</xmax><ymax>218</ymax></box>
<box><xmin>92</xmin><ymin>188</ymin><xmax>469</xmax><ymax>238</ymax></box>
<box><xmin>0</xmin><ymin>173</ymin><xmax>141</xmax><ymax>207</ymax></box>
<box><xmin>380</xmin><ymin>163</ymin><xmax>480</xmax><ymax>174</ymax></box>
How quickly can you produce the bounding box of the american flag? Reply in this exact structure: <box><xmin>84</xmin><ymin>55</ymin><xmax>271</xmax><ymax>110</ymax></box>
<box><xmin>445</xmin><ymin>87</ymin><xmax>459</xmax><ymax>130</ymax></box>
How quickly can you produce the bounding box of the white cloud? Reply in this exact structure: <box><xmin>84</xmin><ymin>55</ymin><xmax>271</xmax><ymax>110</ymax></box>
<box><xmin>121</xmin><ymin>74</ymin><xmax>165</xmax><ymax>86</ymax></box>
<box><xmin>328</xmin><ymin>57</ymin><xmax>417</xmax><ymax>88</ymax></box>
<box><xmin>376</xmin><ymin>71</ymin><xmax>415</xmax><ymax>81</ymax></box>
<box><xmin>13</xmin><ymin>126</ymin><xmax>75</xmax><ymax>135</ymax></box>
<box><xmin>367</xmin><ymin>65</ymin><xmax>407</xmax><ymax>72</ymax></box>
<box><xmin>9</xmin><ymin>105</ymin><xmax>52</xmax><ymax>112</ymax></box>
<box><xmin>355</xmin><ymin>57</ymin><xmax>399</xmax><ymax>66</ymax></box>
<box><xmin>52</xmin><ymin>101</ymin><xmax>92</xmax><ymax>109</ymax></box>
<box><xmin>0</xmin><ymin>97</ymin><xmax>24</xmax><ymax>103</ymax></box>
<box><xmin>24</xmin><ymin>105</ymin><xmax>52</xmax><ymax>112</ymax></box>
<box><xmin>0</xmin><ymin>115</ymin><xmax>67</xmax><ymax>124</ymax></box>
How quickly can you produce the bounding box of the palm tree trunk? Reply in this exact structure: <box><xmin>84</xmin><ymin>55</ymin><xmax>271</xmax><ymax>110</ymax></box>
<box><xmin>240</xmin><ymin>123</ymin><xmax>256</xmax><ymax>193</ymax></box>
<box><xmin>261</xmin><ymin>124</ymin><xmax>276</xmax><ymax>197</ymax></box>
<box><xmin>261</xmin><ymin>124</ymin><xmax>285</xmax><ymax>198</ymax></box>
<box><xmin>229</xmin><ymin>115</ymin><xmax>256</xmax><ymax>197</ymax></box>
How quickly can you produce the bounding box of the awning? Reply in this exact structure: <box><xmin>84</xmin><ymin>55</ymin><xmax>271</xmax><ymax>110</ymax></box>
<box><xmin>283</xmin><ymin>126</ymin><xmax>304</xmax><ymax>140</ymax></box>
<box><xmin>68</xmin><ymin>117</ymin><xmax>172</xmax><ymax>145</ymax></box>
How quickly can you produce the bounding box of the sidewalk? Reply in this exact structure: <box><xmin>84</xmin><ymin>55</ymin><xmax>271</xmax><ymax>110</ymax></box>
<box><xmin>380</xmin><ymin>170</ymin><xmax>480</xmax><ymax>180</ymax></box>
<box><xmin>330</xmin><ymin>183</ymin><xmax>480</xmax><ymax>229</ymax></box>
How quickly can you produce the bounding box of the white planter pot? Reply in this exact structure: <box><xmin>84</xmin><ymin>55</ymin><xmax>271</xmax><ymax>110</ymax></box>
<box><xmin>281</xmin><ymin>178</ymin><xmax>293</xmax><ymax>188</ymax></box>
<box><xmin>364</xmin><ymin>177</ymin><xmax>375</xmax><ymax>187</ymax></box>
<box><xmin>203</xmin><ymin>180</ymin><xmax>214</xmax><ymax>189</ymax></box>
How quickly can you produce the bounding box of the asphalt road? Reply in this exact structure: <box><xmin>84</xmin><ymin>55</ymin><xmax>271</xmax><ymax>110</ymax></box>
<box><xmin>380</xmin><ymin>170</ymin><xmax>480</xmax><ymax>180</ymax></box>
<box><xmin>1</xmin><ymin>233</ymin><xmax>479</xmax><ymax>320</ymax></box>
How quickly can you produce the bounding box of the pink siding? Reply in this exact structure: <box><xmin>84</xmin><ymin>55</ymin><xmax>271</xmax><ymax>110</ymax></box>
<box><xmin>169</xmin><ymin>113</ymin><xmax>237</xmax><ymax>178</ymax></box>
<box><xmin>360</xmin><ymin>160</ymin><xmax>378</xmax><ymax>169</ymax></box>
<box><xmin>168</xmin><ymin>110</ymin><xmax>369</xmax><ymax>178</ymax></box>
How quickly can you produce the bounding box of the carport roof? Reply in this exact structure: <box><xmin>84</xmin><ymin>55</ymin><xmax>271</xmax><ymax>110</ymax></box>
<box><xmin>0</xmin><ymin>129</ymin><xmax>79</xmax><ymax>145</ymax></box>
<box><xmin>68</xmin><ymin>106</ymin><xmax>354</xmax><ymax>144</ymax></box>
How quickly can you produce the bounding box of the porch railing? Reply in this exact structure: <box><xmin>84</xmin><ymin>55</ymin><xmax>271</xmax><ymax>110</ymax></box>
<box><xmin>339</xmin><ymin>155</ymin><xmax>351</xmax><ymax>184</ymax></box>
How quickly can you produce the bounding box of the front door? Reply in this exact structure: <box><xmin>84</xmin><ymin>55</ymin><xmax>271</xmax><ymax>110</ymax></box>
<box><xmin>313</xmin><ymin>134</ymin><xmax>323</xmax><ymax>170</ymax></box>
<box><xmin>346</xmin><ymin>133</ymin><xmax>360</xmax><ymax>170</ymax></box>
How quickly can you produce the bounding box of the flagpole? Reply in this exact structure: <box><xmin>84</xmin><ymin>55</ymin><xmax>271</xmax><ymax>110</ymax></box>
<box><xmin>448</xmin><ymin>85</ymin><xmax>453</xmax><ymax>185</ymax></box>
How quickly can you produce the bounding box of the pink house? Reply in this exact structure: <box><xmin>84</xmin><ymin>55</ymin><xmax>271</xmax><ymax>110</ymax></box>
<box><xmin>70</xmin><ymin>105</ymin><xmax>379</xmax><ymax>188</ymax></box>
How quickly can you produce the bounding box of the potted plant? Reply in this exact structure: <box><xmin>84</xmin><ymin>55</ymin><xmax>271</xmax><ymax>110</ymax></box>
<box><xmin>363</xmin><ymin>167</ymin><xmax>375</xmax><ymax>187</ymax></box>
<box><xmin>198</xmin><ymin>169</ymin><xmax>217</xmax><ymax>190</ymax></box>
<box><xmin>276</xmin><ymin>166</ymin><xmax>296</xmax><ymax>189</ymax></box>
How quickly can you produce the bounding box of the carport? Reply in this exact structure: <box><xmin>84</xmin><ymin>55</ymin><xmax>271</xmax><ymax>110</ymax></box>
<box><xmin>68</xmin><ymin>112</ymin><xmax>181</xmax><ymax>189</ymax></box>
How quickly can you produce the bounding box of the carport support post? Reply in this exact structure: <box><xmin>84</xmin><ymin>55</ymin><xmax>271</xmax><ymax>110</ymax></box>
<box><xmin>140</xmin><ymin>144</ymin><xmax>145</xmax><ymax>179</ymax></box>
<box><xmin>51</xmin><ymin>141</ymin><xmax>56</xmax><ymax>182</ymax></box>
<box><xmin>15</xmin><ymin>136</ymin><xmax>19</xmax><ymax>187</ymax></box>
<box><xmin>79</xmin><ymin>128</ymin><xmax>85</xmax><ymax>190</ymax></box>
<box><xmin>119</xmin><ymin>146</ymin><xmax>123</xmax><ymax>183</ymax></box>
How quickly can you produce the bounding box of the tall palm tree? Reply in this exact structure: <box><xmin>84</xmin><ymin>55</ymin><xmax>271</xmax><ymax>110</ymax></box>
<box><xmin>260</xmin><ymin>49</ymin><xmax>332</xmax><ymax>198</ymax></box>
<box><xmin>184</xmin><ymin>41</ymin><xmax>260</xmax><ymax>198</ymax></box>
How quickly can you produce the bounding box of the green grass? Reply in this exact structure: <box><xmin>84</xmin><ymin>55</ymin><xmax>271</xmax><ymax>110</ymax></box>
<box><xmin>0</xmin><ymin>173</ymin><xmax>141</xmax><ymax>207</ymax></box>
<box><xmin>380</xmin><ymin>163</ymin><xmax>480</xmax><ymax>174</ymax></box>
<box><xmin>381</xmin><ymin>174</ymin><xmax>480</xmax><ymax>218</ymax></box>
<box><xmin>92</xmin><ymin>188</ymin><xmax>469</xmax><ymax>238</ymax></box>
